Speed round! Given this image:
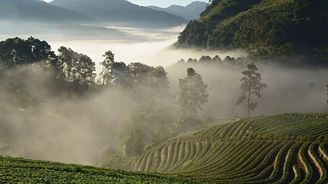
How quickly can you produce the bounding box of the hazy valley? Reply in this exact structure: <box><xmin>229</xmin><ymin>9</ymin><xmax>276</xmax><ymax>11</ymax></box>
<box><xmin>0</xmin><ymin>0</ymin><xmax>327</xmax><ymax>183</ymax></box>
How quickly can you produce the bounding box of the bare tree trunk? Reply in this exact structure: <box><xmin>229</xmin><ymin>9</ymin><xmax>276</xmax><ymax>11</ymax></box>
<box><xmin>247</xmin><ymin>89</ymin><xmax>251</xmax><ymax>116</ymax></box>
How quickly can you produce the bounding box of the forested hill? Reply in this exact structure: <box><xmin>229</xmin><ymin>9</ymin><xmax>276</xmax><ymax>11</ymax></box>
<box><xmin>176</xmin><ymin>0</ymin><xmax>328</xmax><ymax>61</ymax></box>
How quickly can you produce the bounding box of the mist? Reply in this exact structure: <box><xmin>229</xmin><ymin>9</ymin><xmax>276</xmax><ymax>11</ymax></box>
<box><xmin>0</xmin><ymin>65</ymin><xmax>138</xmax><ymax>164</ymax></box>
<box><xmin>1</xmin><ymin>56</ymin><xmax>327</xmax><ymax>166</ymax></box>
<box><xmin>0</xmin><ymin>20</ymin><xmax>245</xmax><ymax>68</ymax></box>
<box><xmin>0</xmin><ymin>24</ymin><xmax>327</xmax><ymax>167</ymax></box>
<box><xmin>168</xmin><ymin>62</ymin><xmax>328</xmax><ymax>118</ymax></box>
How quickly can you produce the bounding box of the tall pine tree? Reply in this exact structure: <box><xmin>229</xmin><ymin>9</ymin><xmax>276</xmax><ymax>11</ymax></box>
<box><xmin>237</xmin><ymin>63</ymin><xmax>266</xmax><ymax>116</ymax></box>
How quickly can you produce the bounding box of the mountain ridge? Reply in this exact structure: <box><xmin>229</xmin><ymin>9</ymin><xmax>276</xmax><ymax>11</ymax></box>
<box><xmin>148</xmin><ymin>1</ymin><xmax>208</xmax><ymax>20</ymax></box>
<box><xmin>0</xmin><ymin>0</ymin><xmax>93</xmax><ymax>23</ymax></box>
<box><xmin>50</xmin><ymin>0</ymin><xmax>188</xmax><ymax>27</ymax></box>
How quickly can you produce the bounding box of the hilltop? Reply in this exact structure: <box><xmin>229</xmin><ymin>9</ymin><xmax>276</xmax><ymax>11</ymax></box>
<box><xmin>176</xmin><ymin>0</ymin><xmax>328</xmax><ymax>61</ymax></box>
<box><xmin>148</xmin><ymin>1</ymin><xmax>208</xmax><ymax>20</ymax></box>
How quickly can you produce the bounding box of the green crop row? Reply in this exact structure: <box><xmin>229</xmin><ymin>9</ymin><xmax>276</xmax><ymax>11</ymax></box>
<box><xmin>0</xmin><ymin>156</ymin><xmax>194</xmax><ymax>184</ymax></box>
<box><xmin>131</xmin><ymin>113</ymin><xmax>328</xmax><ymax>183</ymax></box>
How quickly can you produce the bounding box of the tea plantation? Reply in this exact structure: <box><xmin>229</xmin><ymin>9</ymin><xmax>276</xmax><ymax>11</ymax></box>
<box><xmin>131</xmin><ymin>113</ymin><xmax>328</xmax><ymax>183</ymax></box>
<box><xmin>1</xmin><ymin>113</ymin><xmax>328</xmax><ymax>183</ymax></box>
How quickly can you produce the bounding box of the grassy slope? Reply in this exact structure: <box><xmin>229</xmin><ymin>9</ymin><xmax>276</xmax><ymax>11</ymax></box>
<box><xmin>0</xmin><ymin>156</ymin><xmax>193</xmax><ymax>184</ymax></box>
<box><xmin>131</xmin><ymin>113</ymin><xmax>328</xmax><ymax>183</ymax></box>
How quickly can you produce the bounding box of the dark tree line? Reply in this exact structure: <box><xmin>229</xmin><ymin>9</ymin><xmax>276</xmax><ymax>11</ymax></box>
<box><xmin>0</xmin><ymin>37</ymin><xmax>97</xmax><ymax>92</ymax></box>
<box><xmin>177</xmin><ymin>55</ymin><xmax>244</xmax><ymax>65</ymax></box>
<box><xmin>0</xmin><ymin>38</ymin><xmax>169</xmax><ymax>96</ymax></box>
<box><xmin>0</xmin><ymin>37</ymin><xmax>56</xmax><ymax>69</ymax></box>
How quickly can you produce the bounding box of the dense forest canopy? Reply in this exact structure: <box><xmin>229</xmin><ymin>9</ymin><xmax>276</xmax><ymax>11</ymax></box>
<box><xmin>177</xmin><ymin>0</ymin><xmax>328</xmax><ymax>62</ymax></box>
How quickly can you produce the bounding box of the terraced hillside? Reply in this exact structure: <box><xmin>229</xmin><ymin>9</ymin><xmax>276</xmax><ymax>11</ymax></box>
<box><xmin>0</xmin><ymin>156</ymin><xmax>192</xmax><ymax>183</ymax></box>
<box><xmin>131</xmin><ymin>113</ymin><xmax>328</xmax><ymax>183</ymax></box>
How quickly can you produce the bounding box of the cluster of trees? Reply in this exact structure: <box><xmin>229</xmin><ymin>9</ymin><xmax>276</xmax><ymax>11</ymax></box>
<box><xmin>0</xmin><ymin>37</ymin><xmax>211</xmax><ymax>158</ymax></box>
<box><xmin>106</xmin><ymin>64</ymin><xmax>210</xmax><ymax>156</ymax></box>
<box><xmin>177</xmin><ymin>55</ymin><xmax>243</xmax><ymax>65</ymax></box>
<box><xmin>56</xmin><ymin>47</ymin><xmax>96</xmax><ymax>88</ymax></box>
<box><xmin>0</xmin><ymin>37</ymin><xmax>265</xmax><ymax>117</ymax></box>
<box><xmin>1</xmin><ymin>37</ymin><xmax>327</xmax><ymax>163</ymax></box>
<box><xmin>0</xmin><ymin>37</ymin><xmax>168</xmax><ymax>95</ymax></box>
<box><xmin>0</xmin><ymin>37</ymin><xmax>269</xmax><ymax>160</ymax></box>
<box><xmin>0</xmin><ymin>37</ymin><xmax>56</xmax><ymax>69</ymax></box>
<box><xmin>98</xmin><ymin>51</ymin><xmax>169</xmax><ymax>98</ymax></box>
<box><xmin>0</xmin><ymin>37</ymin><xmax>97</xmax><ymax>93</ymax></box>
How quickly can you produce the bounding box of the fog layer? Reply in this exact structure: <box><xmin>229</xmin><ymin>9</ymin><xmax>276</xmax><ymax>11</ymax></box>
<box><xmin>0</xmin><ymin>26</ymin><xmax>327</xmax><ymax>166</ymax></box>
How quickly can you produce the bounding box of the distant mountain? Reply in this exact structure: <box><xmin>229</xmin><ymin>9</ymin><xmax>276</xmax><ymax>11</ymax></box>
<box><xmin>51</xmin><ymin>0</ymin><xmax>187</xmax><ymax>27</ymax></box>
<box><xmin>0</xmin><ymin>0</ymin><xmax>93</xmax><ymax>23</ymax></box>
<box><xmin>148</xmin><ymin>1</ymin><xmax>208</xmax><ymax>20</ymax></box>
<box><xmin>0</xmin><ymin>21</ymin><xmax>133</xmax><ymax>42</ymax></box>
<box><xmin>176</xmin><ymin>0</ymin><xmax>328</xmax><ymax>61</ymax></box>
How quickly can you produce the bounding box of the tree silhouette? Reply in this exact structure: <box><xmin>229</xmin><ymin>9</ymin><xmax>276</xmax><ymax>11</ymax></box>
<box><xmin>179</xmin><ymin>68</ymin><xmax>209</xmax><ymax>115</ymax></box>
<box><xmin>236</xmin><ymin>63</ymin><xmax>267</xmax><ymax>116</ymax></box>
<box><xmin>0</xmin><ymin>37</ymin><xmax>56</xmax><ymax>69</ymax></box>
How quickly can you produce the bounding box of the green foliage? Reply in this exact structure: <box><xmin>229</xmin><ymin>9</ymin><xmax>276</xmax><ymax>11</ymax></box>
<box><xmin>57</xmin><ymin>47</ymin><xmax>96</xmax><ymax>87</ymax></box>
<box><xmin>0</xmin><ymin>156</ymin><xmax>192</xmax><ymax>183</ymax></box>
<box><xmin>0</xmin><ymin>37</ymin><xmax>56</xmax><ymax>70</ymax></box>
<box><xmin>176</xmin><ymin>55</ymin><xmax>248</xmax><ymax>66</ymax></box>
<box><xmin>236</xmin><ymin>63</ymin><xmax>267</xmax><ymax>116</ymax></box>
<box><xmin>177</xmin><ymin>0</ymin><xmax>328</xmax><ymax>61</ymax></box>
<box><xmin>127</xmin><ymin>63</ymin><xmax>169</xmax><ymax>97</ymax></box>
<box><xmin>131</xmin><ymin>113</ymin><xmax>328</xmax><ymax>183</ymax></box>
<box><xmin>0</xmin><ymin>37</ymin><xmax>99</xmax><ymax>95</ymax></box>
<box><xmin>99</xmin><ymin>52</ymin><xmax>170</xmax><ymax>98</ymax></box>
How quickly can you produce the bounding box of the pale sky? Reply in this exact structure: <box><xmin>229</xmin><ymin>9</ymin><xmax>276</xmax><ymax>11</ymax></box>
<box><xmin>44</xmin><ymin>0</ymin><xmax>208</xmax><ymax>8</ymax></box>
